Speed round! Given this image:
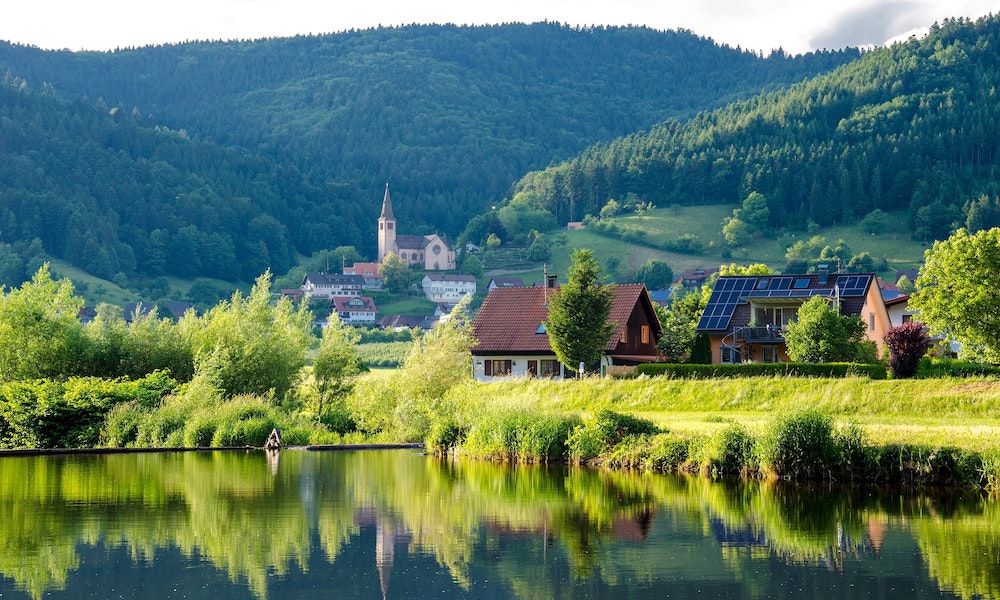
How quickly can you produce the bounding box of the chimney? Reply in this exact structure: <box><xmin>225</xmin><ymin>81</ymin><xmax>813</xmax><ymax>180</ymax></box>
<box><xmin>818</xmin><ymin>264</ymin><xmax>829</xmax><ymax>285</ymax></box>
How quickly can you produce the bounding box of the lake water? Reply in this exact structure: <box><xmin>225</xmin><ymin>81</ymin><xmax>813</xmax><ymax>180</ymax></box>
<box><xmin>0</xmin><ymin>449</ymin><xmax>997</xmax><ymax>599</ymax></box>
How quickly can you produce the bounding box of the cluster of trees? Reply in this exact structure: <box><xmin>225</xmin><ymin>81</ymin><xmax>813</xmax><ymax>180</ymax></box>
<box><xmin>509</xmin><ymin>16</ymin><xmax>1000</xmax><ymax>244</ymax></box>
<box><xmin>0</xmin><ymin>24</ymin><xmax>859</xmax><ymax>283</ymax></box>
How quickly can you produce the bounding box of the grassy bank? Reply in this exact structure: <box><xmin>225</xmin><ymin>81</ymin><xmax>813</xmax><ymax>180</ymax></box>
<box><xmin>423</xmin><ymin>375</ymin><xmax>1000</xmax><ymax>489</ymax></box>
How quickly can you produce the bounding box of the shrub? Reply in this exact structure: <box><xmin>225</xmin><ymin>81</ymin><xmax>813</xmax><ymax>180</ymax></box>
<box><xmin>566</xmin><ymin>409</ymin><xmax>659</xmax><ymax>463</ymax></box>
<box><xmin>426</xmin><ymin>418</ymin><xmax>466</xmax><ymax>455</ymax></box>
<box><xmin>884</xmin><ymin>321</ymin><xmax>935</xmax><ymax>378</ymax></box>
<box><xmin>757</xmin><ymin>409</ymin><xmax>835</xmax><ymax>480</ymax></box>
<box><xmin>697</xmin><ymin>423</ymin><xmax>756</xmax><ymax>476</ymax></box>
<box><xmin>463</xmin><ymin>408</ymin><xmax>576</xmax><ymax>463</ymax></box>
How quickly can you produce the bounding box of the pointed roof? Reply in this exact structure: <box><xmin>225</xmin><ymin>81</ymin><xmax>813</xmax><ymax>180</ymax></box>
<box><xmin>471</xmin><ymin>283</ymin><xmax>661</xmax><ymax>356</ymax></box>
<box><xmin>379</xmin><ymin>183</ymin><xmax>395</xmax><ymax>221</ymax></box>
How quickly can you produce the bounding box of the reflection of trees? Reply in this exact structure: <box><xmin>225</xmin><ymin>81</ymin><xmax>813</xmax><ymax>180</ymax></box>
<box><xmin>913</xmin><ymin>497</ymin><xmax>1000</xmax><ymax>600</ymax></box>
<box><xmin>3</xmin><ymin>451</ymin><xmax>1000</xmax><ymax>599</ymax></box>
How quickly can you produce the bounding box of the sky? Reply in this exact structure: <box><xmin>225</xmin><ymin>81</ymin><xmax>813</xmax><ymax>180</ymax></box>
<box><xmin>2</xmin><ymin>0</ymin><xmax>1000</xmax><ymax>56</ymax></box>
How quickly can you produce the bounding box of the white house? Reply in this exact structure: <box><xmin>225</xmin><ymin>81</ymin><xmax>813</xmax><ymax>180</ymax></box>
<box><xmin>332</xmin><ymin>296</ymin><xmax>378</xmax><ymax>326</ymax></box>
<box><xmin>421</xmin><ymin>274</ymin><xmax>477</xmax><ymax>303</ymax></box>
<box><xmin>301</xmin><ymin>273</ymin><xmax>365</xmax><ymax>299</ymax></box>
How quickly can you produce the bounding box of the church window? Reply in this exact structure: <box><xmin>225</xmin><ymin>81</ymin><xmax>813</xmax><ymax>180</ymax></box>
<box><xmin>432</xmin><ymin>244</ymin><xmax>441</xmax><ymax>255</ymax></box>
<box><xmin>387</xmin><ymin>223</ymin><xmax>393</xmax><ymax>230</ymax></box>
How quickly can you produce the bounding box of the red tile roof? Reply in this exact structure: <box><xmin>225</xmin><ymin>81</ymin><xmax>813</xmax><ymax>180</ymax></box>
<box><xmin>471</xmin><ymin>283</ymin><xmax>654</xmax><ymax>355</ymax></box>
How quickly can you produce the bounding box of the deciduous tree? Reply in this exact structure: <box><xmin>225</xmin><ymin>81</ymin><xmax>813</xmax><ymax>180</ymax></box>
<box><xmin>910</xmin><ymin>228</ymin><xmax>1000</xmax><ymax>362</ymax></box>
<box><xmin>883</xmin><ymin>321</ymin><xmax>934</xmax><ymax>378</ymax></box>
<box><xmin>784</xmin><ymin>296</ymin><xmax>870</xmax><ymax>363</ymax></box>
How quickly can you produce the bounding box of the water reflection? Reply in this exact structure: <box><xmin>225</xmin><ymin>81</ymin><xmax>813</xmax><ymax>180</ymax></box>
<box><xmin>0</xmin><ymin>449</ymin><xmax>996</xmax><ymax>599</ymax></box>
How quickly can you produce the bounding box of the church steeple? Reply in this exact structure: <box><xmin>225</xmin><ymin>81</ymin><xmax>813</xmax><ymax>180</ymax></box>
<box><xmin>377</xmin><ymin>183</ymin><xmax>396</xmax><ymax>262</ymax></box>
<box><xmin>379</xmin><ymin>183</ymin><xmax>395</xmax><ymax>220</ymax></box>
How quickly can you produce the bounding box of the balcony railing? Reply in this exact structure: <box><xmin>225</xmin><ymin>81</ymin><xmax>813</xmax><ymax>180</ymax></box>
<box><xmin>736</xmin><ymin>325</ymin><xmax>786</xmax><ymax>343</ymax></box>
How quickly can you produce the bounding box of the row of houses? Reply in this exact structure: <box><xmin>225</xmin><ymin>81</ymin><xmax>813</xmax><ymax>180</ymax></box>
<box><xmin>469</xmin><ymin>267</ymin><xmax>921</xmax><ymax>382</ymax></box>
<box><xmin>298</xmin><ymin>270</ymin><xmax>477</xmax><ymax>304</ymax></box>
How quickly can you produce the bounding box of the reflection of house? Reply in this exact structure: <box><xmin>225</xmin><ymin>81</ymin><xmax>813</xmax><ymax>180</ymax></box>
<box><xmin>471</xmin><ymin>283</ymin><xmax>662</xmax><ymax>381</ymax></box>
<box><xmin>301</xmin><ymin>273</ymin><xmax>364</xmax><ymax>299</ymax></box>
<box><xmin>377</xmin><ymin>184</ymin><xmax>455</xmax><ymax>270</ymax></box>
<box><xmin>343</xmin><ymin>262</ymin><xmax>383</xmax><ymax>290</ymax></box>
<box><xmin>696</xmin><ymin>268</ymin><xmax>890</xmax><ymax>364</ymax></box>
<box><xmin>332</xmin><ymin>296</ymin><xmax>378</xmax><ymax>326</ymax></box>
<box><xmin>422</xmin><ymin>274</ymin><xmax>477</xmax><ymax>302</ymax></box>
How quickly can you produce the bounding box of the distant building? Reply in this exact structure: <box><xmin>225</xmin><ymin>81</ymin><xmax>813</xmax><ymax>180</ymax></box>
<box><xmin>332</xmin><ymin>296</ymin><xmax>378</xmax><ymax>326</ymax></box>
<box><xmin>379</xmin><ymin>315</ymin><xmax>438</xmax><ymax>331</ymax></box>
<box><xmin>681</xmin><ymin>267</ymin><xmax>718</xmax><ymax>289</ymax></box>
<box><xmin>421</xmin><ymin>273</ymin><xmax>477</xmax><ymax>303</ymax></box>
<box><xmin>487</xmin><ymin>276</ymin><xmax>525</xmax><ymax>290</ymax></box>
<box><xmin>343</xmin><ymin>262</ymin><xmax>383</xmax><ymax>290</ymax></box>
<box><xmin>301</xmin><ymin>273</ymin><xmax>364</xmax><ymax>299</ymax></box>
<box><xmin>377</xmin><ymin>184</ymin><xmax>455</xmax><ymax>270</ymax></box>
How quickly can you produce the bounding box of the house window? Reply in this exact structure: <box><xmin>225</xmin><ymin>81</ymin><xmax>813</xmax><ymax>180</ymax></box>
<box><xmin>869</xmin><ymin>312</ymin><xmax>875</xmax><ymax>330</ymax></box>
<box><xmin>620</xmin><ymin>329</ymin><xmax>627</xmax><ymax>343</ymax></box>
<box><xmin>539</xmin><ymin>360</ymin><xmax>561</xmax><ymax>377</ymax></box>
<box><xmin>902</xmin><ymin>314</ymin><xmax>912</xmax><ymax>323</ymax></box>
<box><xmin>641</xmin><ymin>325</ymin><xmax>650</xmax><ymax>344</ymax></box>
<box><xmin>485</xmin><ymin>360</ymin><xmax>512</xmax><ymax>377</ymax></box>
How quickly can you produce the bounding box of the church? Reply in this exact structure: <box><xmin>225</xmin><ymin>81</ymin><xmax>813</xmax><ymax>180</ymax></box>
<box><xmin>377</xmin><ymin>184</ymin><xmax>456</xmax><ymax>271</ymax></box>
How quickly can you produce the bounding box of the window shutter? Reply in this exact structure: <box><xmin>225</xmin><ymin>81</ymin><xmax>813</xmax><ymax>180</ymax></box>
<box><xmin>484</xmin><ymin>360</ymin><xmax>492</xmax><ymax>376</ymax></box>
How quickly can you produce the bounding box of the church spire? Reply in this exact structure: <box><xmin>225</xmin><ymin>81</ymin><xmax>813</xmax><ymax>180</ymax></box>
<box><xmin>380</xmin><ymin>183</ymin><xmax>395</xmax><ymax>221</ymax></box>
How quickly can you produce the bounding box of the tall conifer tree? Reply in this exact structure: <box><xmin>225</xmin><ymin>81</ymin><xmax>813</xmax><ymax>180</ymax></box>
<box><xmin>545</xmin><ymin>249</ymin><xmax>614</xmax><ymax>375</ymax></box>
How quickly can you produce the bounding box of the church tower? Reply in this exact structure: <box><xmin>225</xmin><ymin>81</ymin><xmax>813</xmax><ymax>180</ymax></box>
<box><xmin>377</xmin><ymin>183</ymin><xmax>396</xmax><ymax>262</ymax></box>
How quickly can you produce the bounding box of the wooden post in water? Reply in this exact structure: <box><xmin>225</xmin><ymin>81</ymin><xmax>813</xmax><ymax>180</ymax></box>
<box><xmin>264</xmin><ymin>427</ymin><xmax>283</xmax><ymax>450</ymax></box>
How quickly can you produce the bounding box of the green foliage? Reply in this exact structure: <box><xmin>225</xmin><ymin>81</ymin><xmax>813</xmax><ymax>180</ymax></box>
<box><xmin>914</xmin><ymin>357</ymin><xmax>1000</xmax><ymax>378</ymax></box>
<box><xmin>0</xmin><ymin>264</ymin><xmax>86</xmax><ymax>382</ymax></box>
<box><xmin>82</xmin><ymin>302</ymin><xmax>194</xmax><ymax>381</ymax></box>
<box><xmin>634</xmin><ymin>259</ymin><xmax>673</xmax><ymax>290</ymax></box>
<box><xmin>860</xmin><ymin>209</ymin><xmax>886</xmax><ymax>234</ymax></box>
<box><xmin>178</xmin><ymin>271</ymin><xmax>314</xmax><ymax>400</ymax></box>
<box><xmin>566</xmin><ymin>409</ymin><xmax>659</xmax><ymax>462</ymax></box>
<box><xmin>311</xmin><ymin>313</ymin><xmax>365</xmax><ymax>414</ymax></box>
<box><xmin>910</xmin><ymin>227</ymin><xmax>1000</xmax><ymax>363</ymax></box>
<box><xmin>462</xmin><ymin>407</ymin><xmax>577</xmax><ymax>463</ymax></box>
<box><xmin>545</xmin><ymin>249</ymin><xmax>615</xmax><ymax>374</ymax></box>
<box><xmin>634</xmin><ymin>362</ymin><xmax>888</xmax><ymax>379</ymax></box>
<box><xmin>784</xmin><ymin>296</ymin><xmax>870</xmax><ymax>363</ymax></box>
<box><xmin>696</xmin><ymin>423</ymin><xmax>756</xmax><ymax>475</ymax></box>
<box><xmin>0</xmin><ymin>372</ymin><xmax>177</xmax><ymax>449</ymax></box>
<box><xmin>734</xmin><ymin>191</ymin><xmax>770</xmax><ymax>233</ymax></box>
<box><xmin>378</xmin><ymin>252</ymin><xmax>412</xmax><ymax>294</ymax></box>
<box><xmin>354</xmin><ymin>341</ymin><xmax>412</xmax><ymax>368</ymax></box>
<box><xmin>756</xmin><ymin>409</ymin><xmax>836</xmax><ymax>479</ymax></box>
<box><xmin>397</xmin><ymin>299</ymin><xmax>475</xmax><ymax>403</ymax></box>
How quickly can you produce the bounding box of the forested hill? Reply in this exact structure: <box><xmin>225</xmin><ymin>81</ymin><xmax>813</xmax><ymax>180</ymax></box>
<box><xmin>511</xmin><ymin>16</ymin><xmax>1000</xmax><ymax>243</ymax></box>
<box><xmin>0</xmin><ymin>23</ymin><xmax>859</xmax><ymax>285</ymax></box>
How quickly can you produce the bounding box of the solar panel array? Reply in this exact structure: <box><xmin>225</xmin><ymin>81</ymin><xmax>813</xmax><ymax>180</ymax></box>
<box><xmin>697</xmin><ymin>275</ymin><xmax>872</xmax><ymax>331</ymax></box>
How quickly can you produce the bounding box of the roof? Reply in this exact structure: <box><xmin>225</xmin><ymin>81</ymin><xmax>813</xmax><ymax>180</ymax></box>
<box><xmin>423</xmin><ymin>273</ymin><xmax>477</xmax><ymax>283</ymax></box>
<box><xmin>682</xmin><ymin>267</ymin><xmax>718</xmax><ymax>281</ymax></box>
<box><xmin>332</xmin><ymin>296</ymin><xmax>377</xmax><ymax>311</ymax></box>
<box><xmin>344</xmin><ymin>262</ymin><xmax>382</xmax><ymax>278</ymax></box>
<box><xmin>379</xmin><ymin>315</ymin><xmax>437</xmax><ymax>330</ymax></box>
<box><xmin>303</xmin><ymin>273</ymin><xmax>365</xmax><ymax>286</ymax></box>
<box><xmin>395</xmin><ymin>234</ymin><xmax>432</xmax><ymax>250</ymax></box>
<box><xmin>379</xmin><ymin>183</ymin><xmax>394</xmax><ymax>221</ymax></box>
<box><xmin>489</xmin><ymin>277</ymin><xmax>525</xmax><ymax>288</ymax></box>
<box><xmin>697</xmin><ymin>273</ymin><xmax>875</xmax><ymax>332</ymax></box>
<box><xmin>885</xmin><ymin>293</ymin><xmax>911</xmax><ymax>308</ymax></box>
<box><xmin>471</xmin><ymin>283</ymin><xmax>659</xmax><ymax>355</ymax></box>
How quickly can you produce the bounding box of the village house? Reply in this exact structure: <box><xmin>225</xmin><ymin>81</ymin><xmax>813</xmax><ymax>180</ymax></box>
<box><xmin>487</xmin><ymin>276</ymin><xmax>525</xmax><ymax>290</ymax></box>
<box><xmin>681</xmin><ymin>267</ymin><xmax>718</xmax><ymax>289</ymax></box>
<box><xmin>471</xmin><ymin>283</ymin><xmax>662</xmax><ymax>381</ymax></box>
<box><xmin>696</xmin><ymin>267</ymin><xmax>890</xmax><ymax>364</ymax></box>
<box><xmin>331</xmin><ymin>296</ymin><xmax>378</xmax><ymax>327</ymax></box>
<box><xmin>377</xmin><ymin>184</ymin><xmax>455</xmax><ymax>270</ymax></box>
<box><xmin>301</xmin><ymin>273</ymin><xmax>365</xmax><ymax>299</ymax></box>
<box><xmin>422</xmin><ymin>273</ymin><xmax>477</xmax><ymax>303</ymax></box>
<box><xmin>343</xmin><ymin>262</ymin><xmax>383</xmax><ymax>290</ymax></box>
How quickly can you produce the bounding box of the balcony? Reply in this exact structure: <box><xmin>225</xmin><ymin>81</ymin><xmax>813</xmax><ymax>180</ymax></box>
<box><xmin>736</xmin><ymin>325</ymin><xmax>785</xmax><ymax>343</ymax></box>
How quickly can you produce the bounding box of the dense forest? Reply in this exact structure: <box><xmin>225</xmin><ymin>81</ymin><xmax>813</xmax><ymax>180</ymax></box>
<box><xmin>509</xmin><ymin>16</ymin><xmax>1000</xmax><ymax>242</ymax></box>
<box><xmin>0</xmin><ymin>24</ymin><xmax>859</xmax><ymax>286</ymax></box>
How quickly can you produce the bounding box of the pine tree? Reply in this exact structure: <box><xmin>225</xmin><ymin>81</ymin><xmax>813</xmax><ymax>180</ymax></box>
<box><xmin>545</xmin><ymin>249</ymin><xmax>614</xmax><ymax>375</ymax></box>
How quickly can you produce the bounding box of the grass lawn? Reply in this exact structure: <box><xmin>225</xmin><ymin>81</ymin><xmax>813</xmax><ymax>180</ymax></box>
<box><xmin>456</xmin><ymin>375</ymin><xmax>1000</xmax><ymax>454</ymax></box>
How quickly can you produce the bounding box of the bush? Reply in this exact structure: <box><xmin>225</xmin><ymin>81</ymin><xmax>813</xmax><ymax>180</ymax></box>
<box><xmin>566</xmin><ymin>409</ymin><xmax>659</xmax><ymax>463</ymax></box>
<box><xmin>915</xmin><ymin>357</ymin><xmax>1000</xmax><ymax>378</ymax></box>
<box><xmin>697</xmin><ymin>423</ymin><xmax>756</xmax><ymax>476</ymax></box>
<box><xmin>884</xmin><ymin>321</ymin><xmax>935</xmax><ymax>378</ymax></box>
<box><xmin>757</xmin><ymin>409</ymin><xmax>835</xmax><ymax>479</ymax></box>
<box><xmin>463</xmin><ymin>408</ymin><xmax>576</xmax><ymax>463</ymax></box>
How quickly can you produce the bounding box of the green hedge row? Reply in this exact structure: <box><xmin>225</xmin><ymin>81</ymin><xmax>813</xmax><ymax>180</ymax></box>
<box><xmin>916</xmin><ymin>357</ymin><xmax>1000</xmax><ymax>378</ymax></box>
<box><xmin>633</xmin><ymin>362</ymin><xmax>888</xmax><ymax>379</ymax></box>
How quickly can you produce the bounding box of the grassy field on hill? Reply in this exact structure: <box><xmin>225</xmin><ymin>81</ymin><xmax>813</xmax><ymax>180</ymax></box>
<box><xmin>540</xmin><ymin>205</ymin><xmax>927</xmax><ymax>284</ymax></box>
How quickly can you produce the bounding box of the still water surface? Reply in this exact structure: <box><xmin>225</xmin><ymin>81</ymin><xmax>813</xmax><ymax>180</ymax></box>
<box><xmin>0</xmin><ymin>449</ymin><xmax>997</xmax><ymax>599</ymax></box>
